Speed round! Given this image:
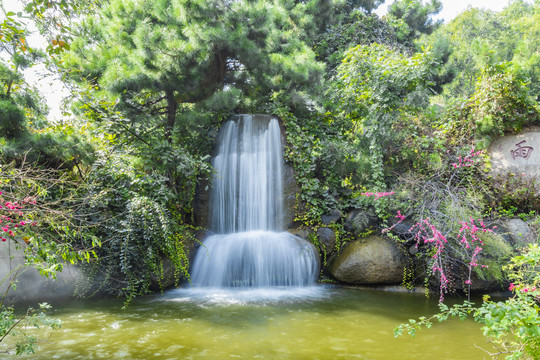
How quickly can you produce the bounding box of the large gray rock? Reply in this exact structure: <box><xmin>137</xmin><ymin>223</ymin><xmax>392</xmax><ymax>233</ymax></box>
<box><xmin>0</xmin><ymin>240</ymin><xmax>79</xmax><ymax>303</ymax></box>
<box><xmin>282</xmin><ymin>161</ymin><xmax>299</xmax><ymax>229</ymax></box>
<box><xmin>321</xmin><ymin>209</ymin><xmax>342</xmax><ymax>225</ymax></box>
<box><xmin>193</xmin><ymin>177</ymin><xmax>211</xmax><ymax>228</ymax></box>
<box><xmin>488</xmin><ymin>127</ymin><xmax>540</xmax><ymax>182</ymax></box>
<box><xmin>329</xmin><ymin>236</ymin><xmax>406</xmax><ymax>284</ymax></box>
<box><xmin>317</xmin><ymin>227</ymin><xmax>337</xmax><ymax>253</ymax></box>
<box><xmin>288</xmin><ymin>228</ymin><xmax>314</xmax><ymax>240</ymax></box>
<box><xmin>504</xmin><ymin>219</ymin><xmax>536</xmax><ymax>247</ymax></box>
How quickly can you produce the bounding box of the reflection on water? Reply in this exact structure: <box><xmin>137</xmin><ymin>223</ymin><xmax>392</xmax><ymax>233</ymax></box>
<box><xmin>18</xmin><ymin>286</ymin><xmax>488</xmax><ymax>359</ymax></box>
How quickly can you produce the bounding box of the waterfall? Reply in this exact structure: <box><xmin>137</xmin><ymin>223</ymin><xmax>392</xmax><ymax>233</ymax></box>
<box><xmin>209</xmin><ymin>115</ymin><xmax>283</xmax><ymax>233</ymax></box>
<box><xmin>191</xmin><ymin>115</ymin><xmax>319</xmax><ymax>288</ymax></box>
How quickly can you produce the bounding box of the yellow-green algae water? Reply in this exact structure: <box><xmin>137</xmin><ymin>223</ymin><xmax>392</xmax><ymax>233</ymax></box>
<box><xmin>19</xmin><ymin>286</ymin><xmax>489</xmax><ymax>359</ymax></box>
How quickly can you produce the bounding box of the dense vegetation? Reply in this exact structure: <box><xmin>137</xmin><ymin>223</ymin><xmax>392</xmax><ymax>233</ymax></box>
<box><xmin>1</xmin><ymin>0</ymin><xmax>539</xmax><ymax>357</ymax></box>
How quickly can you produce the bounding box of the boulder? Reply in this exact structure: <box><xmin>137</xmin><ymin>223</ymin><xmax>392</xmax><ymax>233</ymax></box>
<box><xmin>329</xmin><ymin>236</ymin><xmax>406</xmax><ymax>284</ymax></box>
<box><xmin>488</xmin><ymin>127</ymin><xmax>540</xmax><ymax>187</ymax></box>
<box><xmin>504</xmin><ymin>218</ymin><xmax>536</xmax><ymax>247</ymax></box>
<box><xmin>0</xmin><ymin>240</ymin><xmax>79</xmax><ymax>303</ymax></box>
<box><xmin>321</xmin><ymin>209</ymin><xmax>342</xmax><ymax>225</ymax></box>
<box><xmin>282</xmin><ymin>161</ymin><xmax>299</xmax><ymax>229</ymax></box>
<box><xmin>317</xmin><ymin>227</ymin><xmax>337</xmax><ymax>253</ymax></box>
<box><xmin>386</xmin><ymin>217</ymin><xmax>417</xmax><ymax>241</ymax></box>
<box><xmin>288</xmin><ymin>228</ymin><xmax>314</xmax><ymax>240</ymax></box>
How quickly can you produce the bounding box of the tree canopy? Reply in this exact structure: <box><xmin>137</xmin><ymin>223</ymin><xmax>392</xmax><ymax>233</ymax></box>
<box><xmin>63</xmin><ymin>0</ymin><xmax>327</xmax><ymax>143</ymax></box>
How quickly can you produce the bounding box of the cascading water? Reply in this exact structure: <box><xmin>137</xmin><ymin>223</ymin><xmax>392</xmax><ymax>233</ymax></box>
<box><xmin>191</xmin><ymin>114</ymin><xmax>319</xmax><ymax>288</ymax></box>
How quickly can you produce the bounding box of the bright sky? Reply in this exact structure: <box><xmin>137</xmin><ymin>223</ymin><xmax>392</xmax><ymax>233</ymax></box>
<box><xmin>3</xmin><ymin>0</ymin><xmax>516</xmax><ymax>123</ymax></box>
<box><xmin>3</xmin><ymin>0</ymin><xmax>71</xmax><ymax>123</ymax></box>
<box><xmin>375</xmin><ymin>0</ymin><xmax>513</xmax><ymax>23</ymax></box>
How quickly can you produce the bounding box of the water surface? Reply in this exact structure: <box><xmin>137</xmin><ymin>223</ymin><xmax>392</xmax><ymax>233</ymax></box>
<box><xmin>20</xmin><ymin>286</ymin><xmax>489</xmax><ymax>359</ymax></box>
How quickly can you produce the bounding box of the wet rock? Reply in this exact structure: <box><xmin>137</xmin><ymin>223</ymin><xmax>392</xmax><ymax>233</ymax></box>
<box><xmin>329</xmin><ymin>236</ymin><xmax>406</xmax><ymax>284</ymax></box>
<box><xmin>317</xmin><ymin>227</ymin><xmax>337</xmax><ymax>253</ymax></box>
<box><xmin>288</xmin><ymin>228</ymin><xmax>314</xmax><ymax>240</ymax></box>
<box><xmin>195</xmin><ymin>229</ymin><xmax>212</xmax><ymax>243</ymax></box>
<box><xmin>387</xmin><ymin>218</ymin><xmax>417</xmax><ymax>241</ymax></box>
<box><xmin>193</xmin><ymin>176</ymin><xmax>211</xmax><ymax>229</ymax></box>
<box><xmin>321</xmin><ymin>209</ymin><xmax>342</xmax><ymax>225</ymax></box>
<box><xmin>282</xmin><ymin>161</ymin><xmax>299</xmax><ymax>229</ymax></box>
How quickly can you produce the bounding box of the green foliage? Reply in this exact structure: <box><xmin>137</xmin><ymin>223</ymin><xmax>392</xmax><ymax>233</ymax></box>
<box><xmin>73</xmin><ymin>153</ymin><xmax>194</xmax><ymax>301</ymax></box>
<box><xmin>0</xmin><ymin>163</ymin><xmax>96</xmax><ymax>355</ymax></box>
<box><xmin>63</xmin><ymin>0</ymin><xmax>325</xmax><ymax>145</ymax></box>
<box><xmin>474</xmin><ymin>231</ymin><xmax>513</xmax><ymax>283</ymax></box>
<box><xmin>0</xmin><ymin>303</ymin><xmax>61</xmax><ymax>355</ymax></box>
<box><xmin>312</xmin><ymin>10</ymin><xmax>402</xmax><ymax>73</ymax></box>
<box><xmin>0</xmin><ymin>163</ymin><xmax>100</xmax><ymax>274</ymax></box>
<box><xmin>469</xmin><ymin>64</ymin><xmax>539</xmax><ymax>137</ymax></box>
<box><xmin>0</xmin><ymin>99</ymin><xmax>26</xmax><ymax>139</ymax></box>
<box><xmin>420</xmin><ymin>1</ymin><xmax>540</xmax><ymax>99</ymax></box>
<box><xmin>439</xmin><ymin>63</ymin><xmax>539</xmax><ymax>150</ymax></box>
<box><xmin>331</xmin><ymin>43</ymin><xmax>436</xmax><ymax>192</ymax></box>
<box><xmin>386</xmin><ymin>0</ymin><xmax>442</xmax><ymax>43</ymax></box>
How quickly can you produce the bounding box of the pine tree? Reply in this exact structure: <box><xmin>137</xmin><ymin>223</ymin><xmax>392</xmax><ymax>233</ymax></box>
<box><xmin>63</xmin><ymin>0</ymin><xmax>326</xmax><ymax>142</ymax></box>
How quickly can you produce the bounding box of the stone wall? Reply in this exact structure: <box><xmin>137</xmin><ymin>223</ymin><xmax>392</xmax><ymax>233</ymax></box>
<box><xmin>0</xmin><ymin>240</ymin><xmax>79</xmax><ymax>303</ymax></box>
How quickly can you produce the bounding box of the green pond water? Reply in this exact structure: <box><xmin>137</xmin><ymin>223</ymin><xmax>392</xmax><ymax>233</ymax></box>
<box><xmin>19</xmin><ymin>286</ymin><xmax>489</xmax><ymax>359</ymax></box>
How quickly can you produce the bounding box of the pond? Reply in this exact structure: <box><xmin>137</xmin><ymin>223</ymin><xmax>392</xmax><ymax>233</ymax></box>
<box><xmin>20</xmin><ymin>286</ymin><xmax>489</xmax><ymax>359</ymax></box>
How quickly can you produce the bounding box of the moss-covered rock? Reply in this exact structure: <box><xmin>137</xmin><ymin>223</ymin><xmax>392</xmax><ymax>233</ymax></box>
<box><xmin>329</xmin><ymin>236</ymin><xmax>406</xmax><ymax>284</ymax></box>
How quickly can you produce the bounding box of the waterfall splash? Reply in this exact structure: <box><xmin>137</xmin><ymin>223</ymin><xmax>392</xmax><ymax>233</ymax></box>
<box><xmin>191</xmin><ymin>115</ymin><xmax>319</xmax><ymax>288</ymax></box>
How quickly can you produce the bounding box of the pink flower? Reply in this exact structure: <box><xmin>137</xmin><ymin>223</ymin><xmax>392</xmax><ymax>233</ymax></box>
<box><xmin>465</xmin><ymin>280</ymin><xmax>472</xmax><ymax>285</ymax></box>
<box><xmin>509</xmin><ymin>283</ymin><xmax>516</xmax><ymax>291</ymax></box>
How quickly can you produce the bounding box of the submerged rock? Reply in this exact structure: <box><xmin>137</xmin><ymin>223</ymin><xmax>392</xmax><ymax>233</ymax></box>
<box><xmin>329</xmin><ymin>236</ymin><xmax>406</xmax><ymax>284</ymax></box>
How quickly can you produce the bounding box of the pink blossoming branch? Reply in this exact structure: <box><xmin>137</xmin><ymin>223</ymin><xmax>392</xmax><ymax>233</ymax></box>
<box><xmin>509</xmin><ymin>283</ymin><xmax>537</xmax><ymax>293</ymax></box>
<box><xmin>360</xmin><ymin>191</ymin><xmax>395</xmax><ymax>200</ymax></box>
<box><xmin>451</xmin><ymin>148</ymin><xmax>484</xmax><ymax>169</ymax></box>
<box><xmin>457</xmin><ymin>218</ymin><xmax>493</xmax><ymax>292</ymax></box>
<box><xmin>384</xmin><ymin>210</ymin><xmax>495</xmax><ymax>302</ymax></box>
<box><xmin>0</xmin><ymin>191</ymin><xmax>37</xmax><ymax>242</ymax></box>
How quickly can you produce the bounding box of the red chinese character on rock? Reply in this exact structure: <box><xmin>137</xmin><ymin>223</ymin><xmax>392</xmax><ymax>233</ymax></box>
<box><xmin>510</xmin><ymin>140</ymin><xmax>534</xmax><ymax>160</ymax></box>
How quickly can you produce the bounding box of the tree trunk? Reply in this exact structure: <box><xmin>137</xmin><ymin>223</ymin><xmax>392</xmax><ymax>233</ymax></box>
<box><xmin>165</xmin><ymin>90</ymin><xmax>177</xmax><ymax>143</ymax></box>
